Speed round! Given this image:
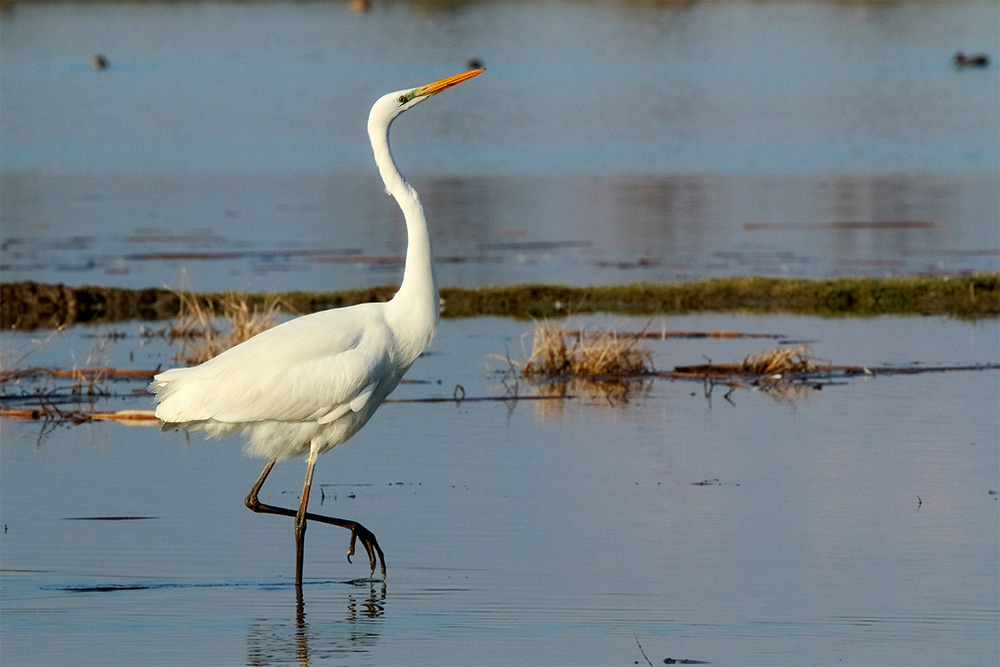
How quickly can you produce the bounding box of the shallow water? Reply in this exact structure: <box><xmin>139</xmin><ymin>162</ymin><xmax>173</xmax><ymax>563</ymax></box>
<box><xmin>1</xmin><ymin>1</ymin><xmax>999</xmax><ymax>664</ymax></box>
<box><xmin>1</xmin><ymin>1</ymin><xmax>998</xmax><ymax>291</ymax></box>
<box><xmin>1</xmin><ymin>313</ymin><xmax>998</xmax><ymax>666</ymax></box>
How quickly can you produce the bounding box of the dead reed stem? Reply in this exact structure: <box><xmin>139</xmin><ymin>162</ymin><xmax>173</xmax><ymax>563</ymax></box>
<box><xmin>169</xmin><ymin>291</ymin><xmax>286</xmax><ymax>365</ymax></box>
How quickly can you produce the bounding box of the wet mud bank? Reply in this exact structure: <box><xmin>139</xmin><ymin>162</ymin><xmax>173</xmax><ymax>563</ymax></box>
<box><xmin>2</xmin><ymin>274</ymin><xmax>997</xmax><ymax>330</ymax></box>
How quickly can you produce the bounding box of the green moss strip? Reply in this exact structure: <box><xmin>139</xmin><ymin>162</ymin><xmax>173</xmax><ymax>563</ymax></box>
<box><xmin>2</xmin><ymin>274</ymin><xmax>997</xmax><ymax>330</ymax></box>
<box><xmin>438</xmin><ymin>275</ymin><xmax>999</xmax><ymax>319</ymax></box>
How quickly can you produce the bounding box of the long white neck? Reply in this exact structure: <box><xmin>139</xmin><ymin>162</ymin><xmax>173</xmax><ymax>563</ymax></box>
<box><xmin>368</xmin><ymin>113</ymin><xmax>439</xmax><ymax>357</ymax></box>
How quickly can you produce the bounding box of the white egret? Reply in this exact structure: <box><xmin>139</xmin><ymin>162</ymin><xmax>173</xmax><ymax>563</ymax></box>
<box><xmin>149</xmin><ymin>68</ymin><xmax>484</xmax><ymax>586</ymax></box>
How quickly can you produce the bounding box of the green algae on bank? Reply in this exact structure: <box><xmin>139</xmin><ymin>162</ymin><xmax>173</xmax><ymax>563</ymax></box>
<box><xmin>1</xmin><ymin>274</ymin><xmax>997</xmax><ymax>330</ymax></box>
<box><xmin>437</xmin><ymin>274</ymin><xmax>999</xmax><ymax>319</ymax></box>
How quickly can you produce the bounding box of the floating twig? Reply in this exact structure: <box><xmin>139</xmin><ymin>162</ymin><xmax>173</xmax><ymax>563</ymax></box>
<box><xmin>1</xmin><ymin>367</ymin><xmax>159</xmax><ymax>382</ymax></box>
<box><xmin>564</xmin><ymin>329</ymin><xmax>782</xmax><ymax>340</ymax></box>
<box><xmin>0</xmin><ymin>407</ymin><xmax>159</xmax><ymax>425</ymax></box>
<box><xmin>666</xmin><ymin>362</ymin><xmax>1000</xmax><ymax>380</ymax></box>
<box><xmin>635</xmin><ymin>636</ymin><xmax>654</xmax><ymax>667</ymax></box>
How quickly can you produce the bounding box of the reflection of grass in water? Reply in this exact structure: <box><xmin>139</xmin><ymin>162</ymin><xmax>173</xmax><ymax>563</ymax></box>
<box><xmin>752</xmin><ymin>381</ymin><xmax>821</xmax><ymax>404</ymax></box>
<box><xmin>169</xmin><ymin>291</ymin><xmax>288</xmax><ymax>365</ymax></box>
<box><xmin>530</xmin><ymin>377</ymin><xmax>652</xmax><ymax>416</ymax></box>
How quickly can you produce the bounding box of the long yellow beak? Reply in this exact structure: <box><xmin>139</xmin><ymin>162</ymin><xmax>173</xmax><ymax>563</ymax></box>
<box><xmin>411</xmin><ymin>68</ymin><xmax>485</xmax><ymax>98</ymax></box>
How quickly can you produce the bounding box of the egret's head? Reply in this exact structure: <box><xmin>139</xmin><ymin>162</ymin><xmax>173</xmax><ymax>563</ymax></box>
<box><xmin>369</xmin><ymin>68</ymin><xmax>484</xmax><ymax>131</ymax></box>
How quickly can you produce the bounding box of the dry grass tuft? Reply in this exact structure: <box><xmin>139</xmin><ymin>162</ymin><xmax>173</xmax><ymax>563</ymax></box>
<box><xmin>170</xmin><ymin>291</ymin><xmax>286</xmax><ymax>365</ymax></box>
<box><xmin>737</xmin><ymin>345</ymin><xmax>815</xmax><ymax>376</ymax></box>
<box><xmin>520</xmin><ymin>323</ymin><xmax>654</xmax><ymax>378</ymax></box>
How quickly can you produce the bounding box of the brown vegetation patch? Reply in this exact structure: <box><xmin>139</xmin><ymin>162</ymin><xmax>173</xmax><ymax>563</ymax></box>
<box><xmin>737</xmin><ymin>345</ymin><xmax>816</xmax><ymax>376</ymax></box>
<box><xmin>520</xmin><ymin>324</ymin><xmax>654</xmax><ymax>378</ymax></box>
<box><xmin>514</xmin><ymin>324</ymin><xmax>655</xmax><ymax>405</ymax></box>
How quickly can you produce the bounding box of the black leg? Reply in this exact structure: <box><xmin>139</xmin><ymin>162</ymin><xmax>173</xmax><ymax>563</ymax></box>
<box><xmin>293</xmin><ymin>450</ymin><xmax>317</xmax><ymax>586</ymax></box>
<box><xmin>245</xmin><ymin>457</ymin><xmax>387</xmax><ymax>583</ymax></box>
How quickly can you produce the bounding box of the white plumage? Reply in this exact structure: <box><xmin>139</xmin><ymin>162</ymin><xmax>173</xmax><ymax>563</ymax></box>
<box><xmin>152</xmin><ymin>302</ymin><xmax>416</xmax><ymax>460</ymax></box>
<box><xmin>148</xmin><ymin>69</ymin><xmax>484</xmax><ymax>586</ymax></box>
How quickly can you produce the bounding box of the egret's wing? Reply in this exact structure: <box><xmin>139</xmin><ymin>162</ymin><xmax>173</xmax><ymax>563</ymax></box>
<box><xmin>151</xmin><ymin>306</ymin><xmax>394</xmax><ymax>425</ymax></box>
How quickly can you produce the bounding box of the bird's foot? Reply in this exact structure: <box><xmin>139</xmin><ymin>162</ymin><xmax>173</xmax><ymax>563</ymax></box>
<box><xmin>346</xmin><ymin>521</ymin><xmax>387</xmax><ymax>580</ymax></box>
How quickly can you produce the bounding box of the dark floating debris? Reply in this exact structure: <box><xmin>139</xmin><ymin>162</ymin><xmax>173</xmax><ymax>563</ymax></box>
<box><xmin>636</xmin><ymin>637</ymin><xmax>709</xmax><ymax>667</ymax></box>
<box><xmin>745</xmin><ymin>220</ymin><xmax>934</xmax><ymax>231</ymax></box>
<box><xmin>65</xmin><ymin>585</ymin><xmax>151</xmax><ymax>593</ymax></box>
<box><xmin>954</xmin><ymin>51</ymin><xmax>989</xmax><ymax>67</ymax></box>
<box><xmin>62</xmin><ymin>516</ymin><xmax>157</xmax><ymax>521</ymax></box>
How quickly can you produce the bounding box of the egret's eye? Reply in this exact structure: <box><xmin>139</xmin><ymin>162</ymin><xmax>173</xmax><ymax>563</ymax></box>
<box><xmin>397</xmin><ymin>95</ymin><xmax>408</xmax><ymax>104</ymax></box>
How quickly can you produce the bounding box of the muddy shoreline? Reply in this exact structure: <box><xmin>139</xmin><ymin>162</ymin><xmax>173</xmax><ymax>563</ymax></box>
<box><xmin>2</xmin><ymin>275</ymin><xmax>996</xmax><ymax>330</ymax></box>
